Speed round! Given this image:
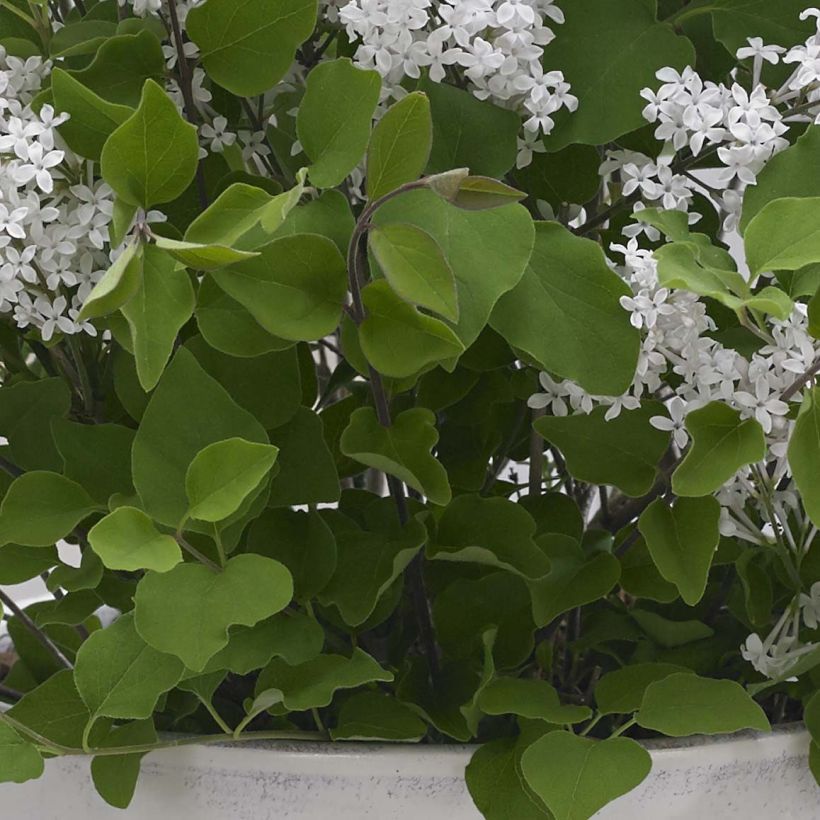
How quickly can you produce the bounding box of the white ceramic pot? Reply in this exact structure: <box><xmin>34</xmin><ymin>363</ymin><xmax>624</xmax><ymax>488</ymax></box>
<box><xmin>1</xmin><ymin>724</ymin><xmax>818</xmax><ymax>819</ymax></box>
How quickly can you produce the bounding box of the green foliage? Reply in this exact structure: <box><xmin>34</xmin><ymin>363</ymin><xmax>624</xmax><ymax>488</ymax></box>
<box><xmin>297</xmin><ymin>58</ymin><xmax>382</xmax><ymax>189</ymax></box>
<box><xmin>331</xmin><ymin>691</ymin><xmax>427</xmax><ymax>741</ymax></box>
<box><xmin>789</xmin><ymin>388</ymin><xmax>820</xmax><ymax>528</ymax></box>
<box><xmin>185</xmin><ymin>438</ymin><xmax>278</xmax><ymax>523</ymax></box>
<box><xmin>0</xmin><ymin>472</ymin><xmax>97</xmax><ymax>547</ymax></box>
<box><xmin>535</xmin><ymin>404</ymin><xmax>670</xmax><ymax>497</ymax></box>
<box><xmin>101</xmin><ymin>79</ymin><xmax>198</xmax><ymax>208</ymax></box>
<box><xmin>672</xmin><ymin>403</ymin><xmax>766</xmax><ymax>497</ymax></box>
<box><xmin>359</xmin><ymin>280</ymin><xmax>464</xmax><ymax>377</ymax></box>
<box><xmin>3</xmin><ymin>7</ymin><xmax>813</xmax><ymax>816</ymax></box>
<box><xmin>636</xmin><ymin>673</ymin><xmax>771</xmax><ymax>735</ymax></box>
<box><xmin>134</xmin><ymin>554</ymin><xmax>293</xmax><ymax>671</ymax></box>
<box><xmin>211</xmin><ymin>234</ymin><xmax>348</xmax><ymax>342</ymax></box>
<box><xmin>187</xmin><ymin>0</ymin><xmax>318</xmax><ymax>97</ymax></box>
<box><xmin>341</xmin><ymin>407</ymin><xmax>451</xmax><ymax>506</ymax></box>
<box><xmin>368</xmin><ymin>223</ymin><xmax>458</xmax><ymax>322</ymax></box>
<box><xmin>51</xmin><ymin>68</ymin><xmax>132</xmax><ymax>161</ymax></box>
<box><xmin>491</xmin><ymin>221</ymin><xmax>639</xmax><ymax>396</ymax></box>
<box><xmin>375</xmin><ymin>189</ymin><xmax>535</xmax><ymax>351</ymax></box>
<box><xmin>746</xmin><ymin>197</ymin><xmax>820</xmax><ymax>274</ymax></box>
<box><xmin>520</xmin><ymin>732</ymin><xmax>652</xmax><ymax>820</ymax></box>
<box><xmin>88</xmin><ymin>507</ymin><xmax>182</xmax><ymax>572</ymax></box>
<box><xmin>131</xmin><ymin>348</ymin><xmax>269</xmax><ymax>527</ymax></box>
<box><xmin>367</xmin><ymin>92</ymin><xmax>433</xmax><ymax>201</ymax></box>
<box><xmin>74</xmin><ymin>613</ymin><xmax>185</xmax><ymax>726</ymax></box>
<box><xmin>541</xmin><ymin>0</ymin><xmax>694</xmax><ymax>150</ymax></box>
<box><xmin>638</xmin><ymin>496</ymin><xmax>720</xmax><ymax>605</ymax></box>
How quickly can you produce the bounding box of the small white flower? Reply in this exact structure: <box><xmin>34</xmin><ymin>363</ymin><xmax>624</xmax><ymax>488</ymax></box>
<box><xmin>650</xmin><ymin>396</ymin><xmax>690</xmax><ymax>449</ymax></box>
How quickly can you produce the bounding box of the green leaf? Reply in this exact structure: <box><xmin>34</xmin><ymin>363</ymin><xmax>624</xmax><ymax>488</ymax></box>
<box><xmin>88</xmin><ymin>507</ymin><xmax>182</xmax><ymax>572</ymax></box>
<box><xmin>528</xmin><ymin>535</ymin><xmax>621</xmax><ymax>627</ymax></box>
<box><xmin>631</xmin><ymin>610</ymin><xmax>714</xmax><ymax>648</ymax></box>
<box><xmin>491</xmin><ymin>221</ymin><xmax>639</xmax><ymax>396</ymax></box>
<box><xmin>0</xmin><ymin>377</ymin><xmax>70</xmax><ymax>472</ymax></box>
<box><xmin>74</xmin><ymin>613</ymin><xmax>185</xmax><ymax>724</ymax></box>
<box><xmin>331</xmin><ymin>691</ymin><xmax>428</xmax><ymax>742</ymax></box>
<box><xmin>595</xmin><ymin>663</ymin><xmax>694</xmax><ymax>716</ymax></box>
<box><xmin>637</xmin><ymin>673</ymin><xmax>770</xmax><ymax>736</ymax></box>
<box><xmin>67</xmin><ymin>31</ymin><xmax>165</xmax><ymax>107</ymax></box>
<box><xmin>51</xmin><ymin>68</ymin><xmax>132</xmax><ymax>160</ymax></box>
<box><xmin>535</xmin><ymin>404</ymin><xmax>669</xmax><ymax>497</ymax></box>
<box><xmin>185</xmin><ymin>183</ymin><xmax>275</xmax><ymax>249</ymax></box>
<box><xmin>52</xmin><ymin>419</ymin><xmax>135</xmax><ymax>505</ymax></box>
<box><xmin>513</xmin><ymin>144</ymin><xmax>601</xmax><ymax>210</ymax></box>
<box><xmin>422</xmin><ymin>78</ymin><xmax>520</xmax><ymax>178</ymax></box>
<box><xmin>255</xmin><ymin>648</ymin><xmax>392</xmax><ymax>711</ymax></box>
<box><xmin>466</xmin><ymin>737</ymin><xmax>552</xmax><ymax>820</ymax></box>
<box><xmin>638</xmin><ymin>496</ymin><xmax>720</xmax><ymax>606</ymax></box>
<box><xmin>211</xmin><ymin>234</ymin><xmax>347</xmax><ymax>342</ymax></box>
<box><xmin>359</xmin><ymin>280</ymin><xmax>465</xmax><ymax>378</ymax></box>
<box><xmin>196</xmin><ymin>277</ymin><xmax>291</xmax><ymax>357</ymax></box>
<box><xmin>788</xmin><ymin>388</ymin><xmax>820</xmax><ymax>528</ymax></box>
<box><xmin>187</xmin><ymin>0</ymin><xmax>317</xmax><ymax>97</ymax></box>
<box><xmin>50</xmin><ymin>20</ymin><xmax>117</xmax><ymax>57</ymax></box>
<box><xmin>153</xmin><ymin>236</ymin><xmax>259</xmax><ymax>271</ymax></box>
<box><xmin>247</xmin><ymin>509</ymin><xmax>337</xmax><ymax>602</ymax></box>
<box><xmin>185</xmin><ymin>338</ymin><xmax>300</xmax><ymax>430</ymax></box>
<box><xmin>741</xmin><ymin>126</ymin><xmax>820</xmax><ymax>232</ymax></box>
<box><xmin>7</xmin><ymin>669</ymin><xmax>95</xmax><ymax>747</ymax></box>
<box><xmin>541</xmin><ymin>0</ymin><xmax>694</xmax><ymax>150</ymax></box>
<box><xmin>369</xmin><ymin>223</ymin><xmax>458</xmax><ymax>321</ymax></box>
<box><xmin>340</xmin><ymin>406</ymin><xmax>451</xmax><ymax>506</ymax></box>
<box><xmin>0</xmin><ymin>472</ymin><xmax>97</xmax><ymax>547</ymax></box>
<box><xmin>654</xmin><ymin>241</ymin><xmax>751</xmax><ymax>307</ymax></box>
<box><xmin>478</xmin><ymin>678</ymin><xmax>591</xmax><ymax>724</ymax></box>
<box><xmin>120</xmin><ymin>243</ymin><xmax>196</xmax><ymax>391</ymax></box>
<box><xmin>186</xmin><ymin>438</ymin><xmax>278</xmax><ymax>522</ymax></box>
<box><xmin>203</xmin><ymin>611</ymin><xmax>324</xmax><ymax>673</ymax></box>
<box><xmin>297</xmin><ymin>58</ymin><xmax>381</xmax><ymax>189</ymax></box>
<box><xmin>267</xmin><ymin>407</ymin><xmax>340</xmax><ymax>507</ymax></box>
<box><xmin>318</xmin><ymin>506</ymin><xmax>425</xmax><ymax>628</ymax></box>
<box><xmin>746</xmin><ymin>197</ymin><xmax>820</xmax><ymax>275</ymax></box>
<box><xmin>433</xmin><ymin>573</ymin><xmax>535</xmax><ymax>670</ymax></box>
<box><xmin>101</xmin><ymin>78</ymin><xmax>198</xmax><ymax>208</ymax></box>
<box><xmin>131</xmin><ymin>347</ymin><xmax>269</xmax><ymax>527</ymax></box>
<box><xmin>0</xmin><ymin>544</ymin><xmax>59</xmax><ymax>586</ymax></box>
<box><xmin>374</xmin><ymin>188</ymin><xmax>535</xmax><ymax>351</ymax></box>
<box><xmin>78</xmin><ymin>239</ymin><xmax>143</xmax><ymax>321</ymax></box>
<box><xmin>272</xmin><ymin>188</ymin><xmax>355</xmax><ymax>254</ymax></box>
<box><xmin>134</xmin><ymin>553</ymin><xmax>293</xmax><ymax>671</ymax></box>
<box><xmin>367</xmin><ymin>91</ymin><xmax>432</xmax><ymax>201</ymax></box>
<box><xmin>806</xmin><ymin>690</ymin><xmax>820</xmax><ymax>744</ymax></box>
<box><xmin>710</xmin><ymin>1</ymin><xmax>814</xmax><ymax>61</ymax></box>
<box><xmin>90</xmin><ymin>719</ymin><xmax>156</xmax><ymax>809</ymax></box>
<box><xmin>672</xmin><ymin>402</ymin><xmax>766</xmax><ymax>497</ymax></box>
<box><xmin>520</xmin><ymin>732</ymin><xmax>652</xmax><ymax>820</ymax></box>
<box><xmin>450</xmin><ymin>177</ymin><xmax>526</xmax><ymax>211</ymax></box>
<box><xmin>0</xmin><ymin>721</ymin><xmax>44</xmax><ymax>784</ymax></box>
<box><xmin>427</xmin><ymin>493</ymin><xmax>550</xmax><ymax>580</ymax></box>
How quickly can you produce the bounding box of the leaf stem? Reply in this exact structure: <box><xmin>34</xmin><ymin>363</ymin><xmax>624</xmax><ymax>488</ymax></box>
<box><xmin>609</xmin><ymin>716</ymin><xmax>638</xmax><ymax>738</ymax></box>
<box><xmin>176</xmin><ymin>534</ymin><xmax>222</xmax><ymax>572</ymax></box>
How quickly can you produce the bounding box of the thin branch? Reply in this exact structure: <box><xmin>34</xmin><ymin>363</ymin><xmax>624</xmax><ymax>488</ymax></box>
<box><xmin>529</xmin><ymin>406</ymin><xmax>546</xmax><ymax>496</ymax></box>
<box><xmin>0</xmin><ymin>590</ymin><xmax>72</xmax><ymax>669</ymax></box>
<box><xmin>165</xmin><ymin>0</ymin><xmax>208</xmax><ymax>209</ymax></box>
<box><xmin>782</xmin><ymin>354</ymin><xmax>820</xmax><ymax>402</ymax></box>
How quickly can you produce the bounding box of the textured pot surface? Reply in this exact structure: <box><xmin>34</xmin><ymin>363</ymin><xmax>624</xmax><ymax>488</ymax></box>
<box><xmin>1</xmin><ymin>724</ymin><xmax>817</xmax><ymax>818</ymax></box>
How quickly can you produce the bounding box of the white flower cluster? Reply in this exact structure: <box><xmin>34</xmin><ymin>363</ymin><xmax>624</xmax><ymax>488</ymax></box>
<box><xmin>529</xmin><ymin>234</ymin><xmax>819</xmax><ymax>677</ymax></box>
<box><xmin>601</xmin><ymin>9</ymin><xmax>820</xmax><ymax>236</ymax></box>
<box><xmin>335</xmin><ymin>0</ymin><xmax>576</xmax><ymax>166</ymax></box>
<box><xmin>0</xmin><ymin>50</ymin><xmax>111</xmax><ymax>341</ymax></box>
